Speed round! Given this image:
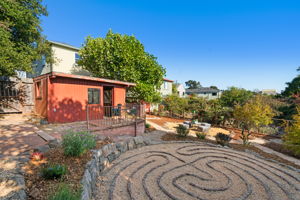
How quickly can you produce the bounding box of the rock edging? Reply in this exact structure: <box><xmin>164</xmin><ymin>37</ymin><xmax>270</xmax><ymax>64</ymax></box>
<box><xmin>80</xmin><ymin>136</ymin><xmax>154</xmax><ymax>200</ymax></box>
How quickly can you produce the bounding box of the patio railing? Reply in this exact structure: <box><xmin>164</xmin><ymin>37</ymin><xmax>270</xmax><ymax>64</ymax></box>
<box><xmin>86</xmin><ymin>103</ymin><xmax>145</xmax><ymax>131</ymax></box>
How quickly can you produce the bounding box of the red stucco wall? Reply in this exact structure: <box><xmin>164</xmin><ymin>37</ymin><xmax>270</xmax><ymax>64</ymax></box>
<box><xmin>43</xmin><ymin>76</ymin><xmax>127</xmax><ymax>123</ymax></box>
<box><xmin>47</xmin><ymin>77</ymin><xmax>100</xmax><ymax>123</ymax></box>
<box><xmin>34</xmin><ymin>74</ymin><xmax>129</xmax><ymax>123</ymax></box>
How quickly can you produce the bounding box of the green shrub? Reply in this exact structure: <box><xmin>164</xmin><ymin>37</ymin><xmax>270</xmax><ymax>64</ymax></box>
<box><xmin>145</xmin><ymin>123</ymin><xmax>151</xmax><ymax>129</ymax></box>
<box><xmin>176</xmin><ymin>124</ymin><xmax>189</xmax><ymax>137</ymax></box>
<box><xmin>62</xmin><ymin>131</ymin><xmax>96</xmax><ymax>156</ymax></box>
<box><xmin>284</xmin><ymin>107</ymin><xmax>300</xmax><ymax>155</ymax></box>
<box><xmin>196</xmin><ymin>132</ymin><xmax>206</xmax><ymax>139</ymax></box>
<box><xmin>215</xmin><ymin>132</ymin><xmax>231</xmax><ymax>146</ymax></box>
<box><xmin>42</xmin><ymin>164</ymin><xmax>67</xmax><ymax>180</ymax></box>
<box><xmin>49</xmin><ymin>184</ymin><xmax>80</xmax><ymax>200</ymax></box>
<box><xmin>260</xmin><ymin>126</ymin><xmax>279</xmax><ymax>135</ymax></box>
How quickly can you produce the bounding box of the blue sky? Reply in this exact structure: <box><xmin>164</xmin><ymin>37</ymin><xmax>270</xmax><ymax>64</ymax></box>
<box><xmin>41</xmin><ymin>0</ymin><xmax>300</xmax><ymax>92</ymax></box>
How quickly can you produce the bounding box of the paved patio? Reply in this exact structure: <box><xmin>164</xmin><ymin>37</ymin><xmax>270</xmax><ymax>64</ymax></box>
<box><xmin>96</xmin><ymin>142</ymin><xmax>300</xmax><ymax>200</ymax></box>
<box><xmin>0</xmin><ymin>114</ymin><xmax>46</xmax><ymax>158</ymax></box>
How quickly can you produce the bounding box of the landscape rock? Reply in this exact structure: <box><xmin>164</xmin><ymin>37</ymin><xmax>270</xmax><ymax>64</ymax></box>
<box><xmin>34</xmin><ymin>145</ymin><xmax>50</xmax><ymax>153</ymax></box>
<box><xmin>127</xmin><ymin>139</ymin><xmax>135</xmax><ymax>150</ymax></box>
<box><xmin>107</xmin><ymin>153</ymin><xmax>116</xmax><ymax>162</ymax></box>
<box><xmin>101</xmin><ymin>144</ymin><xmax>112</xmax><ymax>157</ymax></box>
<box><xmin>134</xmin><ymin>136</ymin><xmax>144</xmax><ymax>146</ymax></box>
<box><xmin>48</xmin><ymin>139</ymin><xmax>61</xmax><ymax>148</ymax></box>
<box><xmin>116</xmin><ymin>141</ymin><xmax>127</xmax><ymax>153</ymax></box>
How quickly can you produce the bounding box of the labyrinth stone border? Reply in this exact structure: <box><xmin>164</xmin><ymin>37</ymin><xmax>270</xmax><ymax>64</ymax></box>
<box><xmin>80</xmin><ymin>138</ymin><xmax>300</xmax><ymax>200</ymax></box>
<box><xmin>80</xmin><ymin>136</ymin><xmax>155</xmax><ymax>200</ymax></box>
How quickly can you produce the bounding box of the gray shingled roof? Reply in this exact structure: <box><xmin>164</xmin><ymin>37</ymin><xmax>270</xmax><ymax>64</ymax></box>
<box><xmin>186</xmin><ymin>87</ymin><xmax>220</xmax><ymax>94</ymax></box>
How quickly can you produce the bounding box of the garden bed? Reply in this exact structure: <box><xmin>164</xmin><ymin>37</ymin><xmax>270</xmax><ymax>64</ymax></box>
<box><xmin>161</xmin><ymin>133</ymin><xmax>300</xmax><ymax>169</ymax></box>
<box><xmin>24</xmin><ymin>138</ymin><xmax>112</xmax><ymax>200</ymax></box>
<box><xmin>147</xmin><ymin>115</ymin><xmax>185</xmax><ymax>127</ymax></box>
<box><xmin>221</xmin><ymin>126</ymin><xmax>281</xmax><ymax>140</ymax></box>
<box><xmin>147</xmin><ymin>115</ymin><xmax>230</xmax><ymax>137</ymax></box>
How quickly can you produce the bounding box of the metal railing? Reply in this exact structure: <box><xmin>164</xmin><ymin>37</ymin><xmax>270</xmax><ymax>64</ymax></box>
<box><xmin>86</xmin><ymin>103</ymin><xmax>145</xmax><ymax>131</ymax></box>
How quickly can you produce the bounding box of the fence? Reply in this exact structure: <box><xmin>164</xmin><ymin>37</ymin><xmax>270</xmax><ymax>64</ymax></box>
<box><xmin>86</xmin><ymin>103</ymin><xmax>146</xmax><ymax>131</ymax></box>
<box><xmin>0</xmin><ymin>77</ymin><xmax>34</xmax><ymax>113</ymax></box>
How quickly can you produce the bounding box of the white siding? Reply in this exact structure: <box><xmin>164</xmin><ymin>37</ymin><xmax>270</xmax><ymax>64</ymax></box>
<box><xmin>176</xmin><ymin>84</ymin><xmax>186</xmax><ymax>97</ymax></box>
<box><xmin>52</xmin><ymin>45</ymin><xmax>90</xmax><ymax>75</ymax></box>
<box><xmin>31</xmin><ymin>43</ymin><xmax>90</xmax><ymax>77</ymax></box>
<box><xmin>160</xmin><ymin>81</ymin><xmax>173</xmax><ymax>96</ymax></box>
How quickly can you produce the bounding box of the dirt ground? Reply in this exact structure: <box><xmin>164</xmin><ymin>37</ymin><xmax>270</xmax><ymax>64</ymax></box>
<box><xmin>147</xmin><ymin>115</ymin><xmax>230</xmax><ymax>137</ymax></box>
<box><xmin>147</xmin><ymin>115</ymin><xmax>283</xmax><ymax>142</ymax></box>
<box><xmin>222</xmin><ymin>127</ymin><xmax>281</xmax><ymax>140</ymax></box>
<box><xmin>147</xmin><ymin>115</ymin><xmax>185</xmax><ymax>127</ymax></box>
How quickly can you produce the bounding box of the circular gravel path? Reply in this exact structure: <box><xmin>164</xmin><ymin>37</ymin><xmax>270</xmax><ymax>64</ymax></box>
<box><xmin>95</xmin><ymin>142</ymin><xmax>300</xmax><ymax>200</ymax></box>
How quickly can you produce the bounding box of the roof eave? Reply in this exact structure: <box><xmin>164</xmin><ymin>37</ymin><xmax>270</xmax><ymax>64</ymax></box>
<box><xmin>34</xmin><ymin>72</ymin><xmax>136</xmax><ymax>87</ymax></box>
<box><xmin>48</xmin><ymin>40</ymin><xmax>80</xmax><ymax>51</ymax></box>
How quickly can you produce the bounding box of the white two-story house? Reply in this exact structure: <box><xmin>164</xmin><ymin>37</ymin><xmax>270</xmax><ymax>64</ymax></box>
<box><xmin>159</xmin><ymin>78</ymin><xmax>173</xmax><ymax>97</ymax></box>
<box><xmin>28</xmin><ymin>41</ymin><xmax>90</xmax><ymax>77</ymax></box>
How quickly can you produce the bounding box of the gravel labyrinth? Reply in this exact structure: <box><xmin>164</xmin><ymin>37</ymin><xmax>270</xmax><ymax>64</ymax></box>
<box><xmin>96</xmin><ymin>142</ymin><xmax>300</xmax><ymax>200</ymax></box>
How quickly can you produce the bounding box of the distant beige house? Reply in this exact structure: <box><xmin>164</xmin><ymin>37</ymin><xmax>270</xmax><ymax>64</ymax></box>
<box><xmin>29</xmin><ymin>41</ymin><xmax>90</xmax><ymax>77</ymax></box>
<box><xmin>261</xmin><ymin>89</ymin><xmax>277</xmax><ymax>96</ymax></box>
<box><xmin>186</xmin><ymin>87</ymin><xmax>222</xmax><ymax>100</ymax></box>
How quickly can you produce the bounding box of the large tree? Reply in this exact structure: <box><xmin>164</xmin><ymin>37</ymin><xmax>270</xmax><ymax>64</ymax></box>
<box><xmin>163</xmin><ymin>94</ymin><xmax>188</xmax><ymax>116</ymax></box>
<box><xmin>234</xmin><ymin>95</ymin><xmax>275</xmax><ymax>144</ymax></box>
<box><xmin>0</xmin><ymin>0</ymin><xmax>52</xmax><ymax>77</ymax></box>
<box><xmin>220</xmin><ymin>87</ymin><xmax>253</xmax><ymax>107</ymax></box>
<box><xmin>78</xmin><ymin>30</ymin><xmax>166</xmax><ymax>102</ymax></box>
<box><xmin>282</xmin><ymin>67</ymin><xmax>300</xmax><ymax>97</ymax></box>
<box><xmin>185</xmin><ymin>80</ymin><xmax>201</xmax><ymax>89</ymax></box>
<box><xmin>210</xmin><ymin>86</ymin><xmax>218</xmax><ymax>90</ymax></box>
<box><xmin>284</xmin><ymin>107</ymin><xmax>300</xmax><ymax>155</ymax></box>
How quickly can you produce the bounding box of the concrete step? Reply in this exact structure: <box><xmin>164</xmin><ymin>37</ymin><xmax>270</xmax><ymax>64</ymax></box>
<box><xmin>36</xmin><ymin>130</ymin><xmax>55</xmax><ymax>142</ymax></box>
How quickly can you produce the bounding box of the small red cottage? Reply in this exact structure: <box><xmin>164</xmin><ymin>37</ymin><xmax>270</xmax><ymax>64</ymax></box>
<box><xmin>33</xmin><ymin>72</ymin><xmax>135</xmax><ymax>123</ymax></box>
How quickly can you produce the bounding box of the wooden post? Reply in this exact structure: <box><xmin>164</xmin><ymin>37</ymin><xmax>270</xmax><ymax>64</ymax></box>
<box><xmin>86</xmin><ymin>105</ymin><xmax>89</xmax><ymax>130</ymax></box>
<box><xmin>134</xmin><ymin>117</ymin><xmax>137</xmax><ymax>137</ymax></box>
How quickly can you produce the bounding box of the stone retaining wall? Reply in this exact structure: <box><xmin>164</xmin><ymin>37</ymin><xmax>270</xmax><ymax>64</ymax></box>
<box><xmin>80</xmin><ymin>136</ymin><xmax>154</xmax><ymax>200</ymax></box>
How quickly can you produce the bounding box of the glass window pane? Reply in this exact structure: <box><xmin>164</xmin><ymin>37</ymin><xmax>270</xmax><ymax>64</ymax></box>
<box><xmin>88</xmin><ymin>88</ymin><xmax>93</xmax><ymax>104</ymax></box>
<box><xmin>88</xmin><ymin>88</ymin><xmax>100</xmax><ymax>104</ymax></box>
<box><xmin>93</xmin><ymin>89</ymin><xmax>100</xmax><ymax>104</ymax></box>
